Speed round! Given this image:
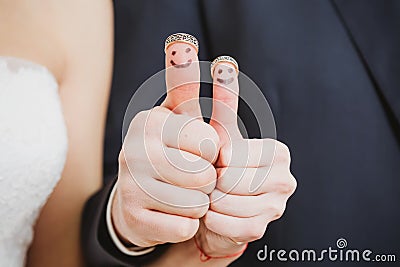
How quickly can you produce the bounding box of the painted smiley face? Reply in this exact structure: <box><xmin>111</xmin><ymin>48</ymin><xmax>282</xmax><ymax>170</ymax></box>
<box><xmin>214</xmin><ymin>64</ymin><xmax>236</xmax><ymax>85</ymax></box>
<box><xmin>168</xmin><ymin>43</ymin><xmax>196</xmax><ymax>69</ymax></box>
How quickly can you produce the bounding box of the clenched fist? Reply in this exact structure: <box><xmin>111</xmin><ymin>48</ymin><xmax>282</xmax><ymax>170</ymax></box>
<box><xmin>112</xmin><ymin>40</ymin><xmax>219</xmax><ymax>248</ymax></box>
<box><xmin>196</xmin><ymin>59</ymin><xmax>297</xmax><ymax>257</ymax></box>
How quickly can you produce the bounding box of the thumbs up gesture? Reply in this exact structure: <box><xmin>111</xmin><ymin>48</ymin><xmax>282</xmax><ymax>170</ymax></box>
<box><xmin>195</xmin><ymin>56</ymin><xmax>297</xmax><ymax>258</ymax></box>
<box><xmin>111</xmin><ymin>33</ymin><xmax>296</xmax><ymax>260</ymax></box>
<box><xmin>113</xmin><ymin>34</ymin><xmax>219</xmax><ymax>248</ymax></box>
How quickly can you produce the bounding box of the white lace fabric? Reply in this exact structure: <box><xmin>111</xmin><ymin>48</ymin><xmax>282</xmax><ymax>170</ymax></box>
<box><xmin>0</xmin><ymin>57</ymin><xmax>67</xmax><ymax>266</ymax></box>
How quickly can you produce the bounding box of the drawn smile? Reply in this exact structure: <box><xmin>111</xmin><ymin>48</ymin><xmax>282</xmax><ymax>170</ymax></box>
<box><xmin>170</xmin><ymin>59</ymin><xmax>192</xmax><ymax>68</ymax></box>
<box><xmin>216</xmin><ymin>77</ymin><xmax>234</xmax><ymax>85</ymax></box>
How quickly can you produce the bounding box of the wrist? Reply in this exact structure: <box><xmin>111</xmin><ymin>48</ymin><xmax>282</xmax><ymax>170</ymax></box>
<box><xmin>110</xmin><ymin>186</ymin><xmax>131</xmax><ymax>245</ymax></box>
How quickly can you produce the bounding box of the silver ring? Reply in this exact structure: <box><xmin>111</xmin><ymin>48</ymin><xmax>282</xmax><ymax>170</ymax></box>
<box><xmin>210</xmin><ymin>55</ymin><xmax>239</xmax><ymax>78</ymax></box>
<box><xmin>164</xmin><ymin>33</ymin><xmax>199</xmax><ymax>54</ymax></box>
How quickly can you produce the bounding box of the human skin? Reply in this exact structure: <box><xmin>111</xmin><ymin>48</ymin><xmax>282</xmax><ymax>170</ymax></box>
<box><xmin>0</xmin><ymin>0</ymin><xmax>295</xmax><ymax>265</ymax></box>
<box><xmin>112</xmin><ymin>40</ymin><xmax>297</xmax><ymax>266</ymax></box>
<box><xmin>0</xmin><ymin>0</ymin><xmax>114</xmax><ymax>266</ymax></box>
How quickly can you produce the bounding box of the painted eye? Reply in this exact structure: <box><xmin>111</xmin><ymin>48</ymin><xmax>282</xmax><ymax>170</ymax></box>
<box><xmin>228</xmin><ymin>68</ymin><xmax>233</xmax><ymax>73</ymax></box>
<box><xmin>185</xmin><ymin>47</ymin><xmax>191</xmax><ymax>53</ymax></box>
<box><xmin>218</xmin><ymin>69</ymin><xmax>223</xmax><ymax>74</ymax></box>
<box><xmin>172</xmin><ymin>51</ymin><xmax>176</xmax><ymax>56</ymax></box>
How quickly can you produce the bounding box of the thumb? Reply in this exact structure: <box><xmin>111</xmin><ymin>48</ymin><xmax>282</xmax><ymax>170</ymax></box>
<box><xmin>162</xmin><ymin>33</ymin><xmax>202</xmax><ymax>118</ymax></box>
<box><xmin>210</xmin><ymin>56</ymin><xmax>242</xmax><ymax>143</ymax></box>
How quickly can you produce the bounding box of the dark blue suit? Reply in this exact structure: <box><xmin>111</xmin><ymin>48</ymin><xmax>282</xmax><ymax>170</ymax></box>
<box><xmin>82</xmin><ymin>1</ymin><xmax>400</xmax><ymax>266</ymax></box>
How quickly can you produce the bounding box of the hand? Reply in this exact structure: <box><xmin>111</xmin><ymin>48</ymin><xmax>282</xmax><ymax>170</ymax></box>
<box><xmin>195</xmin><ymin>60</ymin><xmax>297</xmax><ymax>257</ymax></box>
<box><xmin>111</xmin><ymin>41</ymin><xmax>220</xmax><ymax>248</ymax></box>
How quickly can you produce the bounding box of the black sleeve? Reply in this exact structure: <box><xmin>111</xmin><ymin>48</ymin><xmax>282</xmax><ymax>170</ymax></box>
<box><xmin>81</xmin><ymin>177</ymin><xmax>169</xmax><ymax>267</ymax></box>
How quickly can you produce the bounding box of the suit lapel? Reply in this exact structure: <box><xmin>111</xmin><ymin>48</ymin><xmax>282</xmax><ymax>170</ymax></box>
<box><xmin>333</xmin><ymin>0</ymin><xmax>400</xmax><ymax>124</ymax></box>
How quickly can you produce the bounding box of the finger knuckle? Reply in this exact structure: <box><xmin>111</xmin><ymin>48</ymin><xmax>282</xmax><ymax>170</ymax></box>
<box><xmin>286</xmin><ymin>174</ymin><xmax>297</xmax><ymax>195</ymax></box>
<box><xmin>200</xmin><ymin>180</ymin><xmax>217</xmax><ymax>194</ymax></box>
<box><xmin>203</xmin><ymin>211</ymin><xmax>217</xmax><ymax>230</ymax></box>
<box><xmin>174</xmin><ymin>219</ymin><xmax>198</xmax><ymax>240</ymax></box>
<box><xmin>153</xmin><ymin>106</ymin><xmax>170</xmax><ymax>114</ymax></box>
<box><xmin>131</xmin><ymin>111</ymin><xmax>153</xmax><ymax>134</ymax></box>
<box><xmin>131</xmin><ymin>110</ymin><xmax>148</xmax><ymax>125</ymax></box>
<box><xmin>191</xmin><ymin>205</ymin><xmax>209</xmax><ymax>219</ymax></box>
<box><xmin>242</xmin><ymin>220</ymin><xmax>266</xmax><ymax>241</ymax></box>
<box><xmin>267</xmin><ymin>201</ymin><xmax>286</xmax><ymax>220</ymax></box>
<box><xmin>272</xmin><ymin>174</ymin><xmax>297</xmax><ymax>195</ymax></box>
<box><xmin>191</xmin><ymin>165</ymin><xmax>217</xmax><ymax>188</ymax></box>
<box><xmin>117</xmin><ymin>178</ymin><xmax>136</xmax><ymax>196</ymax></box>
<box><xmin>123</xmin><ymin>138</ymin><xmax>159</xmax><ymax>166</ymax></box>
<box><xmin>188</xmin><ymin>193</ymin><xmax>210</xmax><ymax>218</ymax></box>
<box><xmin>120</xmin><ymin>144</ymin><xmax>141</xmax><ymax>165</ymax></box>
<box><xmin>209</xmin><ymin>191</ymin><xmax>226</xmax><ymax>211</ymax></box>
<box><xmin>122</xmin><ymin>205</ymin><xmax>144</xmax><ymax>227</ymax></box>
<box><xmin>274</xmin><ymin>141</ymin><xmax>291</xmax><ymax>165</ymax></box>
<box><xmin>145</xmin><ymin>107</ymin><xmax>170</xmax><ymax>131</ymax></box>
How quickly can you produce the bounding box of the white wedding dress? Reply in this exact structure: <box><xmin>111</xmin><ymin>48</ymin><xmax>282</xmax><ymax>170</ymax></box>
<box><xmin>0</xmin><ymin>57</ymin><xmax>67</xmax><ymax>266</ymax></box>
